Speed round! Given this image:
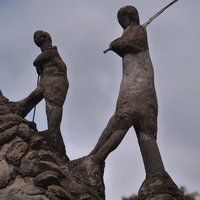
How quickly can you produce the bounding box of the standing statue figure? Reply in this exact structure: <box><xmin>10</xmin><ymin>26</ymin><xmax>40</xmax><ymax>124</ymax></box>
<box><xmin>33</xmin><ymin>30</ymin><xmax>69</xmax><ymax>132</ymax></box>
<box><xmin>33</xmin><ymin>30</ymin><xmax>69</xmax><ymax>157</ymax></box>
<box><xmin>91</xmin><ymin>6</ymin><xmax>165</xmax><ymax>177</ymax></box>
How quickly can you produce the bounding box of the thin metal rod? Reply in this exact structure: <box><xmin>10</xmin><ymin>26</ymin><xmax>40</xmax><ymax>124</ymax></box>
<box><xmin>32</xmin><ymin>75</ymin><xmax>40</xmax><ymax>122</ymax></box>
<box><xmin>142</xmin><ymin>0</ymin><xmax>179</xmax><ymax>27</ymax></box>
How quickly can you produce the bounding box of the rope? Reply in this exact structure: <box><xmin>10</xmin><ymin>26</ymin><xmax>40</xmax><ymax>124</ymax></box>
<box><xmin>32</xmin><ymin>75</ymin><xmax>40</xmax><ymax>122</ymax></box>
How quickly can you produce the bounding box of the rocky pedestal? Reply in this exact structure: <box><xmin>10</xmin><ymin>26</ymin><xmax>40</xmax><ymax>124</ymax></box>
<box><xmin>0</xmin><ymin>113</ymin><xmax>105</xmax><ymax>200</ymax></box>
<box><xmin>138</xmin><ymin>172</ymin><xmax>183</xmax><ymax>200</ymax></box>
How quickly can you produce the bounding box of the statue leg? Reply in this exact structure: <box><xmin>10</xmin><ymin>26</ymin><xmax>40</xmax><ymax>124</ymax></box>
<box><xmin>17</xmin><ymin>85</ymin><xmax>43</xmax><ymax>118</ymax></box>
<box><xmin>45</xmin><ymin>101</ymin><xmax>67</xmax><ymax>157</ymax></box>
<box><xmin>90</xmin><ymin>115</ymin><xmax>117</xmax><ymax>155</ymax></box>
<box><xmin>134</xmin><ymin>119</ymin><xmax>165</xmax><ymax>177</ymax></box>
<box><xmin>90</xmin><ymin>115</ymin><xmax>130</xmax><ymax>163</ymax></box>
<box><xmin>93</xmin><ymin>128</ymin><xmax>129</xmax><ymax>163</ymax></box>
<box><xmin>41</xmin><ymin>76</ymin><xmax>68</xmax><ymax>130</ymax></box>
<box><xmin>46</xmin><ymin>101</ymin><xmax>63</xmax><ymax>130</ymax></box>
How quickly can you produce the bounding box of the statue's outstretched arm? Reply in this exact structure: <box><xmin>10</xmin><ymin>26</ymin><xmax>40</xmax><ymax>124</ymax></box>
<box><xmin>16</xmin><ymin>86</ymin><xmax>43</xmax><ymax>118</ymax></box>
<box><xmin>104</xmin><ymin>26</ymin><xmax>148</xmax><ymax>57</ymax></box>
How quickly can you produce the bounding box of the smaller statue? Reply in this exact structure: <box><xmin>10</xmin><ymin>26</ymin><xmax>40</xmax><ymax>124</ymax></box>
<box><xmin>33</xmin><ymin>30</ymin><xmax>69</xmax><ymax>132</ymax></box>
<box><xmin>33</xmin><ymin>30</ymin><xmax>69</xmax><ymax>158</ymax></box>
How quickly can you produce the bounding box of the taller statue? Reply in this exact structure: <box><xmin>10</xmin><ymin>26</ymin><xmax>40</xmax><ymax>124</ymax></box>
<box><xmin>91</xmin><ymin>6</ymin><xmax>165</xmax><ymax>177</ymax></box>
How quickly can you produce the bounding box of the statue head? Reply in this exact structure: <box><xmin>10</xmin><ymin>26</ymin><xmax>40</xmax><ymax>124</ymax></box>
<box><xmin>34</xmin><ymin>30</ymin><xmax>52</xmax><ymax>49</ymax></box>
<box><xmin>117</xmin><ymin>6</ymin><xmax>140</xmax><ymax>29</ymax></box>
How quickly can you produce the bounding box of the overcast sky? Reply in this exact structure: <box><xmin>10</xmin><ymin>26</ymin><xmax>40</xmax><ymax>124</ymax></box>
<box><xmin>0</xmin><ymin>0</ymin><xmax>199</xmax><ymax>199</ymax></box>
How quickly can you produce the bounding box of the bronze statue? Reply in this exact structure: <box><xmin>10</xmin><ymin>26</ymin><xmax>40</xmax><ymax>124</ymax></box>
<box><xmin>91</xmin><ymin>6</ymin><xmax>165</xmax><ymax>177</ymax></box>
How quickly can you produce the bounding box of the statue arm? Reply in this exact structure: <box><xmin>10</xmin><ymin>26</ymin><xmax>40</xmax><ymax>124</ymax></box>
<box><xmin>15</xmin><ymin>86</ymin><xmax>43</xmax><ymax>118</ymax></box>
<box><xmin>105</xmin><ymin>26</ymin><xmax>148</xmax><ymax>56</ymax></box>
<box><xmin>33</xmin><ymin>50</ymin><xmax>52</xmax><ymax>75</ymax></box>
<box><xmin>33</xmin><ymin>54</ymin><xmax>43</xmax><ymax>76</ymax></box>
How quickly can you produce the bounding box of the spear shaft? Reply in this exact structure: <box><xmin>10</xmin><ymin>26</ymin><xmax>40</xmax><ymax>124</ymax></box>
<box><xmin>142</xmin><ymin>0</ymin><xmax>179</xmax><ymax>27</ymax></box>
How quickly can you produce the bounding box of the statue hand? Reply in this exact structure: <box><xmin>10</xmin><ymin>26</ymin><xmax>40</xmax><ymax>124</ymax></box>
<box><xmin>103</xmin><ymin>38</ymin><xmax>121</xmax><ymax>54</ymax></box>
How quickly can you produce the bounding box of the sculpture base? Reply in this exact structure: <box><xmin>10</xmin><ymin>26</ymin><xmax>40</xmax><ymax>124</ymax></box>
<box><xmin>138</xmin><ymin>172</ymin><xmax>183</xmax><ymax>200</ymax></box>
<box><xmin>0</xmin><ymin>114</ymin><xmax>105</xmax><ymax>200</ymax></box>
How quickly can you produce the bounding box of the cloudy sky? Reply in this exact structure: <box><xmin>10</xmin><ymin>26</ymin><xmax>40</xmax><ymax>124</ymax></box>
<box><xmin>0</xmin><ymin>0</ymin><xmax>199</xmax><ymax>199</ymax></box>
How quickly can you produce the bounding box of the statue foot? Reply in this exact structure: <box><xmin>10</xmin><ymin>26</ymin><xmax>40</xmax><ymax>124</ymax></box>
<box><xmin>138</xmin><ymin>171</ymin><xmax>183</xmax><ymax>200</ymax></box>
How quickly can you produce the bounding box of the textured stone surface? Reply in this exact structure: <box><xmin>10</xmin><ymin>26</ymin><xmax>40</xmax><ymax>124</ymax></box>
<box><xmin>3</xmin><ymin>176</ymin><xmax>47</xmax><ymax>200</ymax></box>
<box><xmin>34</xmin><ymin>171</ymin><xmax>60</xmax><ymax>187</ymax></box>
<box><xmin>0</xmin><ymin>125</ymin><xmax>18</xmax><ymax>146</ymax></box>
<box><xmin>0</xmin><ymin>160</ymin><xmax>14</xmax><ymax>188</ymax></box>
<box><xmin>0</xmin><ymin>113</ymin><xmax>105</xmax><ymax>200</ymax></box>
<box><xmin>6</xmin><ymin>140</ymin><xmax>28</xmax><ymax>165</ymax></box>
<box><xmin>138</xmin><ymin>172</ymin><xmax>183</xmax><ymax>200</ymax></box>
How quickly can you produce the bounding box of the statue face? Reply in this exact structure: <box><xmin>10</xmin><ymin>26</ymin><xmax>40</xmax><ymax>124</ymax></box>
<box><xmin>34</xmin><ymin>30</ymin><xmax>52</xmax><ymax>47</ymax></box>
<box><xmin>117</xmin><ymin>6</ymin><xmax>140</xmax><ymax>29</ymax></box>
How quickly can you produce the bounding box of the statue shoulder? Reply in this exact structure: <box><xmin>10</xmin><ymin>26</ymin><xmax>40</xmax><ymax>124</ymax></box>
<box><xmin>109</xmin><ymin>25</ymin><xmax>149</xmax><ymax>56</ymax></box>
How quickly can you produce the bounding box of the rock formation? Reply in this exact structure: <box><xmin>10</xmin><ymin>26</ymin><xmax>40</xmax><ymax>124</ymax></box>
<box><xmin>0</xmin><ymin>90</ymin><xmax>105</xmax><ymax>199</ymax></box>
